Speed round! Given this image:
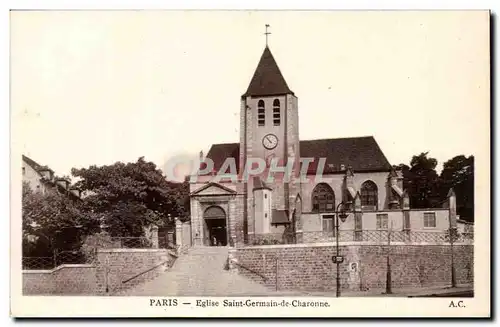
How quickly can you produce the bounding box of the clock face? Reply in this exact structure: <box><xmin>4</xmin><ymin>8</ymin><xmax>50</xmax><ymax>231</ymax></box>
<box><xmin>262</xmin><ymin>133</ymin><xmax>279</xmax><ymax>150</ymax></box>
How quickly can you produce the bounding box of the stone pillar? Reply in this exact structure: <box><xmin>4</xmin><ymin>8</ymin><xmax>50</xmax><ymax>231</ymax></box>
<box><xmin>191</xmin><ymin>200</ymin><xmax>203</xmax><ymax>246</ymax></box>
<box><xmin>151</xmin><ymin>225</ymin><xmax>159</xmax><ymax>249</ymax></box>
<box><xmin>344</xmin><ymin>166</ymin><xmax>355</xmax><ymax>204</ymax></box>
<box><xmin>233</xmin><ymin>193</ymin><xmax>246</xmax><ymax>247</ymax></box>
<box><xmin>396</xmin><ymin>168</ymin><xmax>404</xmax><ymax>191</ymax></box>
<box><xmin>175</xmin><ymin>217</ymin><xmax>183</xmax><ymax>250</ymax></box>
<box><xmin>182</xmin><ymin>221</ymin><xmax>192</xmax><ymax>249</ymax></box>
<box><xmin>247</xmin><ymin>194</ymin><xmax>255</xmax><ymax>244</ymax></box>
<box><xmin>402</xmin><ymin>190</ymin><xmax>410</xmax><ymax>227</ymax></box>
<box><xmin>448</xmin><ymin>188</ymin><xmax>457</xmax><ymax>228</ymax></box>
<box><xmin>388</xmin><ymin>170</ymin><xmax>399</xmax><ymax>209</ymax></box>
<box><xmin>228</xmin><ymin>247</ymin><xmax>238</xmax><ymax>271</ymax></box>
<box><xmin>353</xmin><ymin>192</ymin><xmax>363</xmax><ymax>241</ymax></box>
<box><xmin>228</xmin><ymin>197</ymin><xmax>236</xmax><ymax>246</ymax></box>
<box><xmin>295</xmin><ymin>196</ymin><xmax>303</xmax><ymax>244</ymax></box>
<box><xmin>402</xmin><ymin>190</ymin><xmax>411</xmax><ymax>241</ymax></box>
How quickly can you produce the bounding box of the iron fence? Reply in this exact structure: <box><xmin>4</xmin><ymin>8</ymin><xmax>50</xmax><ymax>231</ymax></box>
<box><xmin>249</xmin><ymin>230</ymin><xmax>474</xmax><ymax>246</ymax></box>
<box><xmin>23</xmin><ymin>250</ymin><xmax>91</xmax><ymax>270</ymax></box>
<box><xmin>109</xmin><ymin>237</ymin><xmax>153</xmax><ymax>248</ymax></box>
<box><xmin>22</xmin><ymin>234</ymin><xmax>176</xmax><ymax>270</ymax></box>
<box><xmin>22</xmin><ymin>256</ymin><xmax>54</xmax><ymax>270</ymax></box>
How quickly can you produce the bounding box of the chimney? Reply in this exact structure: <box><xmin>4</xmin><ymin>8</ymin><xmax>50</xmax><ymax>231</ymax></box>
<box><xmin>38</xmin><ymin>168</ymin><xmax>54</xmax><ymax>182</ymax></box>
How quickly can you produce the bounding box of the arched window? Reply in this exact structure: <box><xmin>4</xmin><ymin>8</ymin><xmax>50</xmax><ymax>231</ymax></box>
<box><xmin>258</xmin><ymin>100</ymin><xmax>265</xmax><ymax>126</ymax></box>
<box><xmin>311</xmin><ymin>183</ymin><xmax>335</xmax><ymax>213</ymax></box>
<box><xmin>273</xmin><ymin>99</ymin><xmax>280</xmax><ymax>126</ymax></box>
<box><xmin>360</xmin><ymin>181</ymin><xmax>378</xmax><ymax>210</ymax></box>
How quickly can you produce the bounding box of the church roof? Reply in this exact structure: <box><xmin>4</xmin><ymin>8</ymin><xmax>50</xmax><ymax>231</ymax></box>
<box><xmin>203</xmin><ymin>136</ymin><xmax>391</xmax><ymax>175</ymax></box>
<box><xmin>204</xmin><ymin>142</ymin><xmax>240</xmax><ymax>173</ymax></box>
<box><xmin>271</xmin><ymin>209</ymin><xmax>290</xmax><ymax>225</ymax></box>
<box><xmin>300</xmin><ymin>137</ymin><xmax>392</xmax><ymax>173</ymax></box>
<box><xmin>252</xmin><ymin>176</ymin><xmax>272</xmax><ymax>191</ymax></box>
<box><xmin>242</xmin><ymin>46</ymin><xmax>293</xmax><ymax>98</ymax></box>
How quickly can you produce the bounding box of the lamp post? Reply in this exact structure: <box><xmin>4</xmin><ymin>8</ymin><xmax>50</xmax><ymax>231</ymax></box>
<box><xmin>335</xmin><ymin>202</ymin><xmax>349</xmax><ymax>298</ymax></box>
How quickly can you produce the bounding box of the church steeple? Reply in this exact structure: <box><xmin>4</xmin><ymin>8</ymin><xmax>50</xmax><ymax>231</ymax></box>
<box><xmin>242</xmin><ymin>46</ymin><xmax>293</xmax><ymax>97</ymax></box>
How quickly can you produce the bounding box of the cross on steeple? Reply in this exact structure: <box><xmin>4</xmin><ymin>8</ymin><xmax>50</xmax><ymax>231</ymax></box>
<box><xmin>264</xmin><ymin>24</ymin><xmax>271</xmax><ymax>46</ymax></box>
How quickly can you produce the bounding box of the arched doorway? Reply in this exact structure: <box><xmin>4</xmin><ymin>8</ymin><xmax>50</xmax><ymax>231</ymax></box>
<box><xmin>203</xmin><ymin>206</ymin><xmax>228</xmax><ymax>246</ymax></box>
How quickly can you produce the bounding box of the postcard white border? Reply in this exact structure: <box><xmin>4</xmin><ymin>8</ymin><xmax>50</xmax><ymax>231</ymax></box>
<box><xmin>6</xmin><ymin>4</ymin><xmax>493</xmax><ymax>319</ymax></box>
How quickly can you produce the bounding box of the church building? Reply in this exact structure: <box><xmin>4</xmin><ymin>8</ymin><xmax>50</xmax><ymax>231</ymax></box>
<box><xmin>189</xmin><ymin>45</ymin><xmax>454</xmax><ymax>247</ymax></box>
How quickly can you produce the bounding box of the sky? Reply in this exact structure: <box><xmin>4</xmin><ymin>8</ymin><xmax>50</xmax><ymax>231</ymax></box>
<box><xmin>11</xmin><ymin>10</ymin><xmax>489</xmax><ymax>179</ymax></box>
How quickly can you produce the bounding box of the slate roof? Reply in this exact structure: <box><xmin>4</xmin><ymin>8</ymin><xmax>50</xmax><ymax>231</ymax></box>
<box><xmin>271</xmin><ymin>209</ymin><xmax>290</xmax><ymax>224</ymax></box>
<box><xmin>203</xmin><ymin>143</ymin><xmax>240</xmax><ymax>173</ymax></box>
<box><xmin>300</xmin><ymin>137</ymin><xmax>392</xmax><ymax>173</ymax></box>
<box><xmin>22</xmin><ymin>155</ymin><xmax>80</xmax><ymax>199</ymax></box>
<box><xmin>22</xmin><ymin>155</ymin><xmax>51</xmax><ymax>173</ymax></box>
<box><xmin>242</xmin><ymin>46</ymin><xmax>293</xmax><ymax>97</ymax></box>
<box><xmin>252</xmin><ymin>176</ymin><xmax>271</xmax><ymax>191</ymax></box>
<box><xmin>202</xmin><ymin>136</ymin><xmax>392</xmax><ymax>175</ymax></box>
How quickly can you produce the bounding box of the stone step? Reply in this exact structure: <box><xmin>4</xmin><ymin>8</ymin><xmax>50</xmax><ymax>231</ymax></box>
<box><xmin>117</xmin><ymin>246</ymin><xmax>273</xmax><ymax>296</ymax></box>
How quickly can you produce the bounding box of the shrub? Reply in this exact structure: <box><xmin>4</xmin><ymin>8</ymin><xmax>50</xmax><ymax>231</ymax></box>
<box><xmin>81</xmin><ymin>232</ymin><xmax>114</xmax><ymax>262</ymax></box>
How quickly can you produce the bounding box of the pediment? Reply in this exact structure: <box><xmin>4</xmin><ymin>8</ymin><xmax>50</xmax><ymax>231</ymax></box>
<box><xmin>191</xmin><ymin>182</ymin><xmax>236</xmax><ymax>196</ymax></box>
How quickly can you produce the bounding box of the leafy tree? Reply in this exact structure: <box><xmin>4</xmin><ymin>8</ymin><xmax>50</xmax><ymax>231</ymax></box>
<box><xmin>170</xmin><ymin>179</ymin><xmax>191</xmax><ymax>221</ymax></box>
<box><xmin>399</xmin><ymin>152</ymin><xmax>442</xmax><ymax>209</ymax></box>
<box><xmin>71</xmin><ymin>157</ymin><xmax>181</xmax><ymax>237</ymax></box>
<box><xmin>394</xmin><ymin>163</ymin><xmax>411</xmax><ymax>190</ymax></box>
<box><xmin>440</xmin><ymin>155</ymin><xmax>474</xmax><ymax>221</ymax></box>
<box><xmin>22</xmin><ymin>182</ymin><xmax>92</xmax><ymax>256</ymax></box>
<box><xmin>80</xmin><ymin>231</ymin><xmax>115</xmax><ymax>261</ymax></box>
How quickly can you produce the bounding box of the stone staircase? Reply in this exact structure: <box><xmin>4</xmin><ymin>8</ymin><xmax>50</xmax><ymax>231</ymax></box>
<box><xmin>117</xmin><ymin>246</ymin><xmax>273</xmax><ymax>296</ymax></box>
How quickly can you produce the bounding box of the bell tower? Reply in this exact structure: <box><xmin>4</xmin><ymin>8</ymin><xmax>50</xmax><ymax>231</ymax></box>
<box><xmin>239</xmin><ymin>41</ymin><xmax>301</xmax><ymax>241</ymax></box>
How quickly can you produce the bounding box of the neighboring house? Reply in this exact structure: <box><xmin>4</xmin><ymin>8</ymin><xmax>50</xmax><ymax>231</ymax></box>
<box><xmin>457</xmin><ymin>217</ymin><xmax>474</xmax><ymax>235</ymax></box>
<box><xmin>22</xmin><ymin>155</ymin><xmax>81</xmax><ymax>200</ymax></box>
<box><xmin>189</xmin><ymin>45</ymin><xmax>462</xmax><ymax>247</ymax></box>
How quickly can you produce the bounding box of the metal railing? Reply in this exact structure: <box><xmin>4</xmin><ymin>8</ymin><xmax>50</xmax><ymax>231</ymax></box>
<box><xmin>23</xmin><ymin>250</ymin><xmax>91</xmax><ymax>270</ymax></box>
<box><xmin>231</xmin><ymin>259</ymin><xmax>268</xmax><ymax>281</ymax></box>
<box><xmin>249</xmin><ymin>230</ymin><xmax>474</xmax><ymax>246</ymax></box>
<box><xmin>121</xmin><ymin>259</ymin><xmax>172</xmax><ymax>284</ymax></box>
<box><xmin>109</xmin><ymin>237</ymin><xmax>153</xmax><ymax>248</ymax></box>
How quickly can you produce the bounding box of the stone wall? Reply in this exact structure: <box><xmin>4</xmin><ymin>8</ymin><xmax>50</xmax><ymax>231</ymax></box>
<box><xmin>23</xmin><ymin>249</ymin><xmax>175</xmax><ymax>295</ymax></box>
<box><xmin>95</xmin><ymin>249</ymin><xmax>172</xmax><ymax>295</ymax></box>
<box><xmin>234</xmin><ymin>243</ymin><xmax>473</xmax><ymax>292</ymax></box>
<box><xmin>23</xmin><ymin>264</ymin><xmax>97</xmax><ymax>295</ymax></box>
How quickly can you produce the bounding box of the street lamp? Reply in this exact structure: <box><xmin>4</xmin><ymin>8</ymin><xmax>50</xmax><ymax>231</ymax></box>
<box><xmin>334</xmin><ymin>202</ymin><xmax>349</xmax><ymax>298</ymax></box>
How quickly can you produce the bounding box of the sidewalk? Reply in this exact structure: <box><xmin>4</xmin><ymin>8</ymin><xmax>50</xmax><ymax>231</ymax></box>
<box><xmin>275</xmin><ymin>284</ymin><xmax>474</xmax><ymax>297</ymax></box>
